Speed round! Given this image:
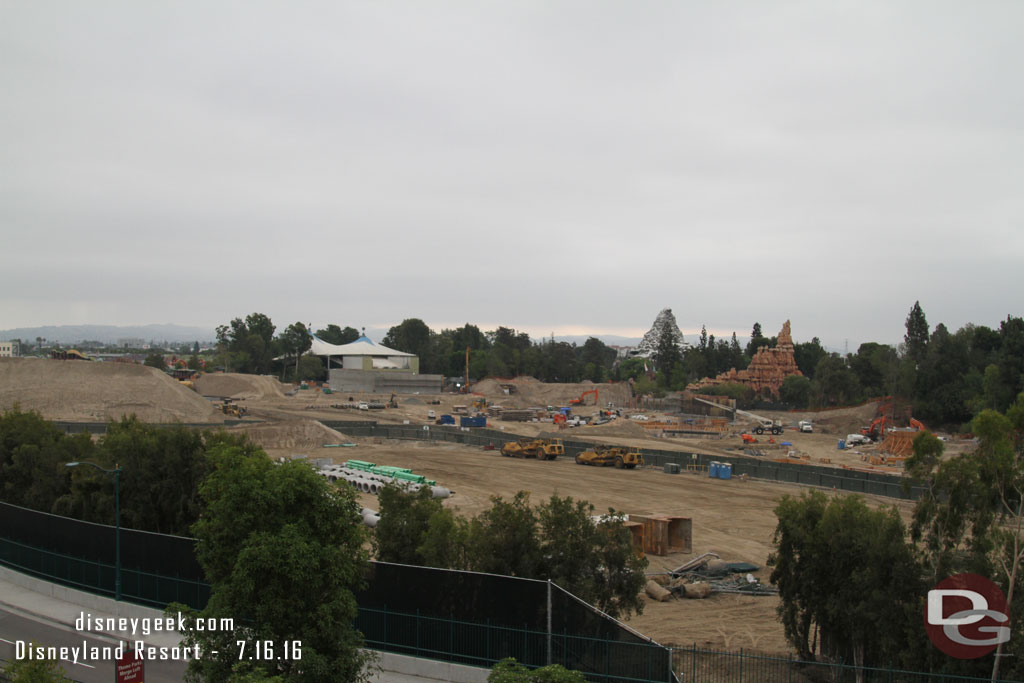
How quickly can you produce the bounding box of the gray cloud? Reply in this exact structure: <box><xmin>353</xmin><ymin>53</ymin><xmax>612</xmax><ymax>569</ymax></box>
<box><xmin>2</xmin><ymin>1</ymin><xmax>1021</xmax><ymax>349</ymax></box>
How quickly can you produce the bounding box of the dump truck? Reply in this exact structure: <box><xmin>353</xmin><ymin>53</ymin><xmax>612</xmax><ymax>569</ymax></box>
<box><xmin>500</xmin><ymin>438</ymin><xmax>564</xmax><ymax>460</ymax></box>
<box><xmin>575</xmin><ymin>445</ymin><xmax>644</xmax><ymax>469</ymax></box>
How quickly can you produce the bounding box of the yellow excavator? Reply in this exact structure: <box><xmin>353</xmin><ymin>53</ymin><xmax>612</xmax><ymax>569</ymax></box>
<box><xmin>575</xmin><ymin>445</ymin><xmax>644</xmax><ymax>469</ymax></box>
<box><xmin>500</xmin><ymin>439</ymin><xmax>564</xmax><ymax>460</ymax></box>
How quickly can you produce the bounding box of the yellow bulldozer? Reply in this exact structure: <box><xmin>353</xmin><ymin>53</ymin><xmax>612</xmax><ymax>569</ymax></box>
<box><xmin>500</xmin><ymin>438</ymin><xmax>564</xmax><ymax>460</ymax></box>
<box><xmin>218</xmin><ymin>398</ymin><xmax>247</xmax><ymax>418</ymax></box>
<box><xmin>575</xmin><ymin>445</ymin><xmax>644</xmax><ymax>469</ymax></box>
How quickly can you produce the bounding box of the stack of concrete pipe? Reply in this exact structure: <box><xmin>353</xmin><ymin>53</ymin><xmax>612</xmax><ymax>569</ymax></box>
<box><xmin>318</xmin><ymin>464</ymin><xmax>451</xmax><ymax>500</ymax></box>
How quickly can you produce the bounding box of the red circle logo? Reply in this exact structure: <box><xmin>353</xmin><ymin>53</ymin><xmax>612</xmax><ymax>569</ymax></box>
<box><xmin>925</xmin><ymin>573</ymin><xmax>1010</xmax><ymax>659</ymax></box>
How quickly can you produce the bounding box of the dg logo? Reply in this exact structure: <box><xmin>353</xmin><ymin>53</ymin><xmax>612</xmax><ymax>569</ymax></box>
<box><xmin>926</xmin><ymin>573</ymin><xmax>1011</xmax><ymax>659</ymax></box>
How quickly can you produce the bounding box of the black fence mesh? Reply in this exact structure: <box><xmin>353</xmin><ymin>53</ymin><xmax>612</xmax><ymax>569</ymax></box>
<box><xmin>2</xmin><ymin>506</ymin><xmax>674</xmax><ymax>681</ymax></box>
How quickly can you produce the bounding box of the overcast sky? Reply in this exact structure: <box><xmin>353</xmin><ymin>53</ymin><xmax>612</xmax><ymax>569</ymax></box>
<box><xmin>2</xmin><ymin>1</ymin><xmax>1022</xmax><ymax>350</ymax></box>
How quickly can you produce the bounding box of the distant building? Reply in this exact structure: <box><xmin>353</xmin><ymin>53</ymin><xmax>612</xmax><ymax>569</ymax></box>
<box><xmin>0</xmin><ymin>341</ymin><xmax>21</xmax><ymax>357</ymax></box>
<box><xmin>310</xmin><ymin>334</ymin><xmax>443</xmax><ymax>394</ymax></box>
<box><xmin>117</xmin><ymin>337</ymin><xmax>146</xmax><ymax>349</ymax></box>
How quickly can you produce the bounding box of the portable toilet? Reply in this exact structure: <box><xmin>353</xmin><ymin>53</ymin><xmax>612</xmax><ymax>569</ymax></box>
<box><xmin>709</xmin><ymin>461</ymin><xmax>720</xmax><ymax>478</ymax></box>
<box><xmin>838</xmin><ymin>439</ymin><xmax>846</xmax><ymax>450</ymax></box>
<box><xmin>719</xmin><ymin>462</ymin><xmax>732</xmax><ymax>480</ymax></box>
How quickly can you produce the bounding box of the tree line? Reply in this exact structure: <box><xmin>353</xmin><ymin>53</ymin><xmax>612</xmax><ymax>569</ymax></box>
<box><xmin>372</xmin><ymin>485</ymin><xmax>646</xmax><ymax>619</ymax></box>
<box><xmin>770</xmin><ymin>392</ymin><xmax>1024</xmax><ymax>680</ymax></box>
<box><xmin>0</xmin><ymin>408</ymin><xmax>637</xmax><ymax>681</ymax></box>
<box><xmin>201</xmin><ymin>303</ymin><xmax>1024</xmax><ymax>430</ymax></box>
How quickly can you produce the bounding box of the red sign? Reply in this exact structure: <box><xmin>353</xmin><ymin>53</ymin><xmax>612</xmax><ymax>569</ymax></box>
<box><xmin>116</xmin><ymin>650</ymin><xmax>144</xmax><ymax>683</ymax></box>
<box><xmin>925</xmin><ymin>573</ymin><xmax>1010</xmax><ymax>659</ymax></box>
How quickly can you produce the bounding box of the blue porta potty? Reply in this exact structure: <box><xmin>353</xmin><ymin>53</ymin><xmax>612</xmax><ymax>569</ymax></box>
<box><xmin>709</xmin><ymin>462</ymin><xmax>720</xmax><ymax>478</ymax></box>
<box><xmin>719</xmin><ymin>463</ymin><xmax>733</xmax><ymax>480</ymax></box>
<box><xmin>838</xmin><ymin>439</ymin><xmax>846</xmax><ymax>450</ymax></box>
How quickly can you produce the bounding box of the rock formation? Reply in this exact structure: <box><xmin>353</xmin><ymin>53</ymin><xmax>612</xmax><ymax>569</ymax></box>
<box><xmin>631</xmin><ymin>309</ymin><xmax>687</xmax><ymax>358</ymax></box>
<box><xmin>688</xmin><ymin>321</ymin><xmax>802</xmax><ymax>397</ymax></box>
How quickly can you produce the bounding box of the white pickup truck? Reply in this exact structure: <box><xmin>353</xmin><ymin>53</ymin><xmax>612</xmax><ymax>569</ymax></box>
<box><xmin>798</xmin><ymin>420</ymin><xmax>813</xmax><ymax>433</ymax></box>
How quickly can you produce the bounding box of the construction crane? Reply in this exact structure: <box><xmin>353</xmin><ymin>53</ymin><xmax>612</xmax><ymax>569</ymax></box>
<box><xmin>690</xmin><ymin>396</ymin><xmax>784</xmax><ymax>435</ymax></box>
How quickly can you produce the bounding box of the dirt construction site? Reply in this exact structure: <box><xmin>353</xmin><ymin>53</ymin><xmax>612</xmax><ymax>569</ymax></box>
<box><xmin>2</xmin><ymin>358</ymin><xmax>966</xmax><ymax>654</ymax></box>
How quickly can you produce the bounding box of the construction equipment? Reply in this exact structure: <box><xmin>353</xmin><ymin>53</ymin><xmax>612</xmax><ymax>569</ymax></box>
<box><xmin>500</xmin><ymin>438</ymin><xmax>564</xmax><ymax>460</ymax></box>
<box><xmin>798</xmin><ymin>420</ymin><xmax>813</xmax><ymax>433</ymax></box>
<box><xmin>218</xmin><ymin>398</ymin><xmax>247</xmax><ymax>418</ymax></box>
<box><xmin>472</xmin><ymin>397</ymin><xmax>488</xmax><ymax>412</ymax></box>
<box><xmin>575</xmin><ymin>445</ymin><xmax>644</xmax><ymax>469</ymax></box>
<box><xmin>690</xmin><ymin>396</ymin><xmax>783</xmax><ymax>434</ymax></box>
<box><xmin>387</xmin><ymin>393</ymin><xmax>398</xmax><ymax>408</ymax></box>
<box><xmin>569</xmin><ymin>389</ymin><xmax>599</xmax><ymax>406</ymax></box>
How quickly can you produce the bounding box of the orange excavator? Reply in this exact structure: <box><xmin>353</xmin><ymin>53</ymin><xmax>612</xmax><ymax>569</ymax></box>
<box><xmin>569</xmin><ymin>389</ymin><xmax>599</xmax><ymax>406</ymax></box>
<box><xmin>860</xmin><ymin>409</ymin><xmax>927</xmax><ymax>441</ymax></box>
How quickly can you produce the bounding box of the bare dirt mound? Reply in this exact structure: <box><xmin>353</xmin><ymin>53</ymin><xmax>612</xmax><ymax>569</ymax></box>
<box><xmin>0</xmin><ymin>358</ymin><xmax>220</xmax><ymax>423</ymax></box>
<box><xmin>226</xmin><ymin>419</ymin><xmax>350</xmax><ymax>450</ymax></box>
<box><xmin>759</xmin><ymin>402</ymin><xmax>881</xmax><ymax>436</ymax></box>
<box><xmin>194</xmin><ymin>373</ymin><xmax>291</xmax><ymax>399</ymax></box>
<box><xmin>473</xmin><ymin>376</ymin><xmax>632</xmax><ymax>408</ymax></box>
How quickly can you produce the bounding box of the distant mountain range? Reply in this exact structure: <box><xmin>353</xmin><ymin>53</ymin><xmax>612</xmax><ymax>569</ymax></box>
<box><xmin>0</xmin><ymin>324</ymin><xmax>216</xmax><ymax>345</ymax></box>
<box><xmin>0</xmin><ymin>324</ymin><xmax>644</xmax><ymax>348</ymax></box>
<box><xmin>7</xmin><ymin>325</ymin><xmax>835</xmax><ymax>355</ymax></box>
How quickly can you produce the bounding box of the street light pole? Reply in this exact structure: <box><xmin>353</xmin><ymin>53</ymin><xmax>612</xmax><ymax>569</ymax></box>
<box><xmin>66</xmin><ymin>461</ymin><xmax>123</xmax><ymax>601</ymax></box>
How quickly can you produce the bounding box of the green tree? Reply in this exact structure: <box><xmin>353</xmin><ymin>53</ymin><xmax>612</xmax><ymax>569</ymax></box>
<box><xmin>906</xmin><ymin>395</ymin><xmax>1024</xmax><ymax>680</ymax></box>
<box><xmin>849</xmin><ymin>342</ymin><xmax>898</xmax><ymax>398</ymax></box>
<box><xmin>185</xmin><ymin>444</ymin><xmax>372</xmax><ymax>683</ymax></box>
<box><xmin>382</xmin><ymin>318</ymin><xmax>432</xmax><ymax>359</ymax></box>
<box><xmin>467</xmin><ymin>492</ymin><xmax>543</xmax><ymax>577</ymax></box>
<box><xmin>0</xmin><ymin>407</ymin><xmax>94</xmax><ymax>514</ymax></box>
<box><xmin>812</xmin><ymin>354</ymin><xmax>861</xmax><ymax>407</ymax></box>
<box><xmin>418</xmin><ymin>507</ymin><xmax>471</xmax><ymax>569</ymax></box>
<box><xmin>793</xmin><ymin>337</ymin><xmax>827</xmax><ymax>380</ymax></box>
<box><xmin>578</xmin><ymin>337</ymin><xmax>615</xmax><ymax>382</ymax></box>
<box><xmin>373</xmin><ymin>484</ymin><xmax>444</xmax><ymax>566</ymax></box>
<box><xmin>143</xmin><ymin>352</ymin><xmax>165</xmax><ymax>369</ymax></box>
<box><xmin>653</xmin><ymin>328</ymin><xmax>682</xmax><ymax>382</ymax></box>
<box><xmin>88</xmin><ymin>417</ymin><xmax>211</xmax><ymax>535</ymax></box>
<box><xmin>315</xmin><ymin>324</ymin><xmax>360</xmax><ymax>345</ymax></box>
<box><xmin>612</xmin><ymin>357</ymin><xmax>647</xmax><ymax>382</ymax></box>
<box><xmin>746</xmin><ymin>322</ymin><xmax>770</xmax><ymax>358</ymax></box>
<box><xmin>536</xmin><ymin>496</ymin><xmax>646</xmax><ymax>619</ymax></box>
<box><xmin>3</xmin><ymin>649</ymin><xmax>71</xmax><ymax>682</ymax></box>
<box><xmin>904</xmin><ymin>301</ymin><xmax>929</xmax><ymax>365</ymax></box>
<box><xmin>769</xmin><ymin>491</ymin><xmax>921</xmax><ymax>669</ymax></box>
<box><xmin>278</xmin><ymin>322</ymin><xmax>312</xmax><ymax>381</ymax></box>
<box><xmin>488</xmin><ymin>658</ymin><xmax>585</xmax><ymax>682</ymax></box>
<box><xmin>779</xmin><ymin>375</ymin><xmax>812</xmax><ymax>409</ymax></box>
<box><xmin>216</xmin><ymin>313</ymin><xmax>277</xmax><ymax>374</ymax></box>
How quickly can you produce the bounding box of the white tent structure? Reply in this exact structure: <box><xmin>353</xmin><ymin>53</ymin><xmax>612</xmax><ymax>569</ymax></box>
<box><xmin>310</xmin><ymin>334</ymin><xmax>416</xmax><ymax>371</ymax></box>
<box><xmin>309</xmin><ymin>334</ymin><xmax>443</xmax><ymax>394</ymax></box>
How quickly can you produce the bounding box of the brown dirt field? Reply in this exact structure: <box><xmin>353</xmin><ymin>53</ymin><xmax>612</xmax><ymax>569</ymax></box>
<box><xmin>1</xmin><ymin>366</ymin><xmax>947</xmax><ymax>655</ymax></box>
<box><xmin>0</xmin><ymin>357</ymin><xmax>220</xmax><ymax>423</ymax></box>
<box><xmin>315</xmin><ymin>436</ymin><xmax>915</xmax><ymax>653</ymax></box>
